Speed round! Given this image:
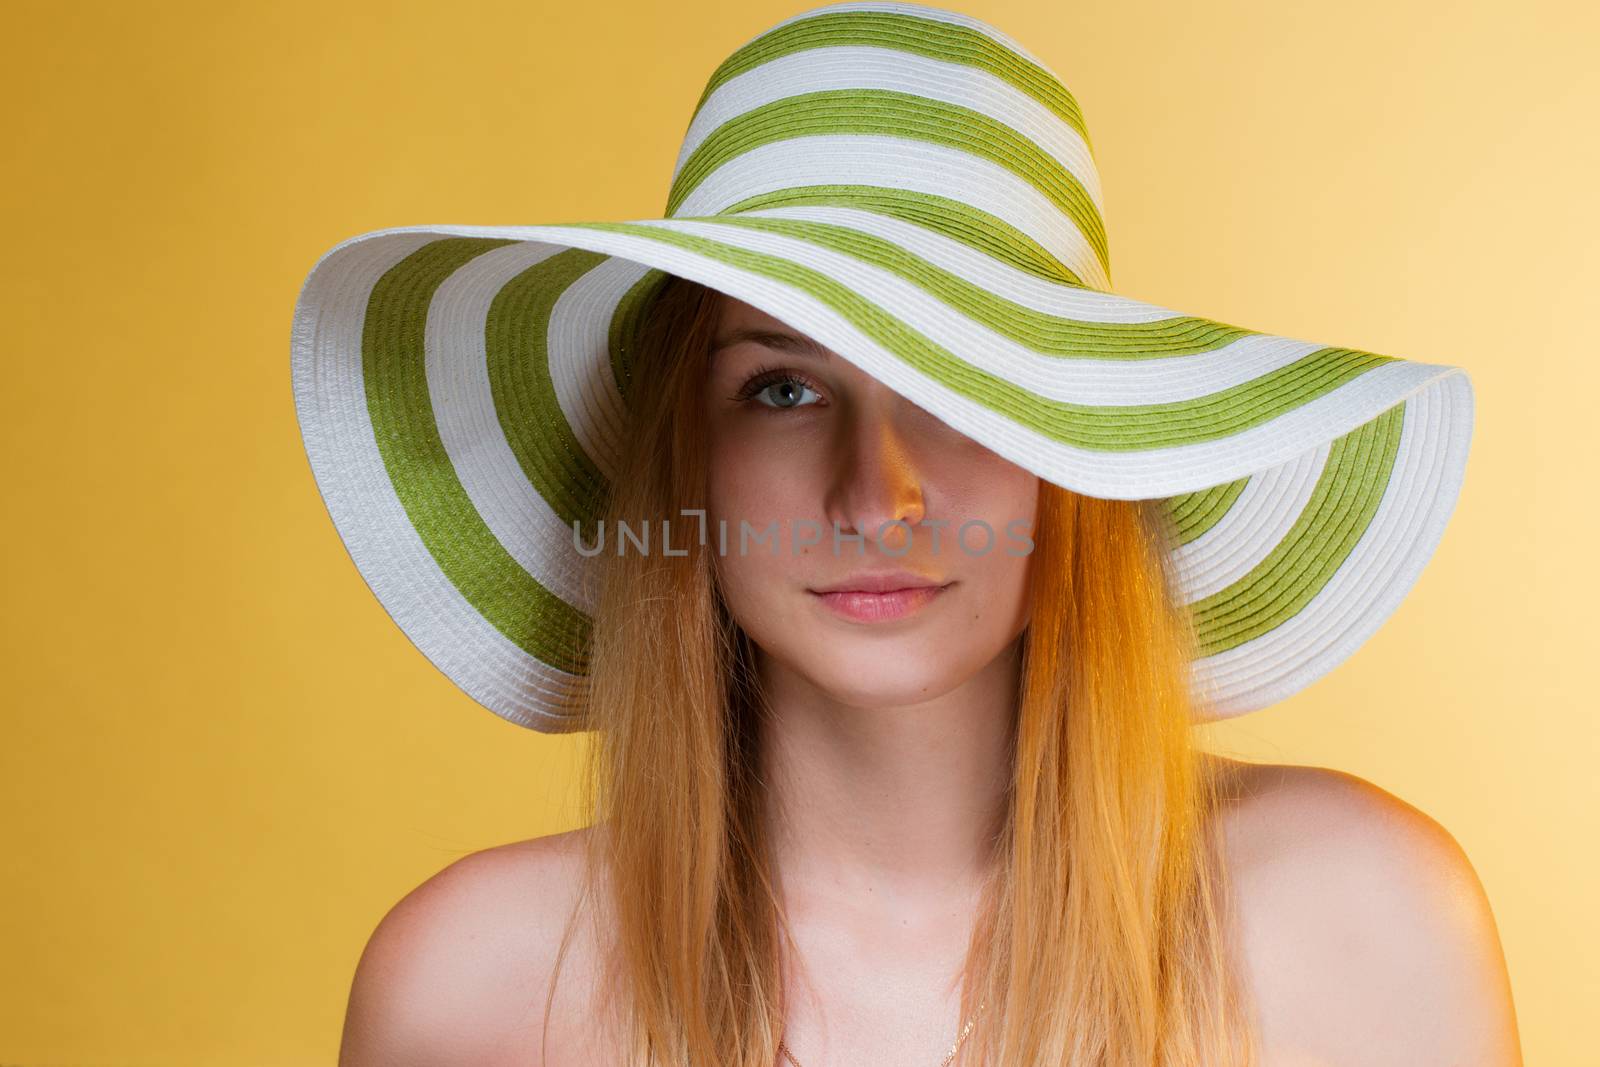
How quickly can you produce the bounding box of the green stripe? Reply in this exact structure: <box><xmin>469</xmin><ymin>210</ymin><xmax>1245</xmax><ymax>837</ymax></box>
<box><xmin>700</xmin><ymin>213</ymin><xmax>1245</xmax><ymax>356</ymax></box>
<box><xmin>694</xmin><ymin>11</ymin><xmax>1092</xmax><ymax>151</ymax></box>
<box><xmin>363</xmin><ymin>237</ymin><xmax>591</xmax><ymax>674</ymax></box>
<box><xmin>561</xmin><ymin>219</ymin><xmax>1395</xmax><ymax>450</ymax></box>
<box><xmin>724</xmin><ymin>184</ymin><xmax>1084</xmax><ymax>285</ymax></box>
<box><xmin>484</xmin><ymin>248</ymin><xmax>619</xmax><ymax>531</ymax></box>
<box><xmin>1188</xmin><ymin>403</ymin><xmax>1405</xmax><ymax>654</ymax></box>
<box><xmin>666</xmin><ymin>88</ymin><xmax>1109</xmax><ymax>281</ymax></box>
<box><xmin>1164</xmin><ymin>476</ymin><xmax>1250</xmax><ymax>547</ymax></box>
<box><xmin>608</xmin><ymin>267</ymin><xmax>672</xmax><ymax>399</ymax></box>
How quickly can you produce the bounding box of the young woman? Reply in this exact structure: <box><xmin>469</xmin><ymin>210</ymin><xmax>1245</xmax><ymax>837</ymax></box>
<box><xmin>334</xmin><ymin>272</ymin><xmax>1518</xmax><ymax>1065</ymax></box>
<box><xmin>294</xmin><ymin>3</ymin><xmax>1520</xmax><ymax>1064</ymax></box>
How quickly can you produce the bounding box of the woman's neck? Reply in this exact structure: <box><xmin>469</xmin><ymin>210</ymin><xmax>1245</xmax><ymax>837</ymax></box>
<box><xmin>756</xmin><ymin>639</ymin><xmax>1019</xmax><ymax>916</ymax></box>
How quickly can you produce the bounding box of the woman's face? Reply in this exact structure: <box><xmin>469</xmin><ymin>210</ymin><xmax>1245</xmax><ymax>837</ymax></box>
<box><xmin>702</xmin><ymin>293</ymin><xmax>1039</xmax><ymax>708</ymax></box>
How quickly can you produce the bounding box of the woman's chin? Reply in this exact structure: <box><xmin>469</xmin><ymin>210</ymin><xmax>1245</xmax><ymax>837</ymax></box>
<box><xmin>785</xmin><ymin>651</ymin><xmax>974</xmax><ymax>709</ymax></box>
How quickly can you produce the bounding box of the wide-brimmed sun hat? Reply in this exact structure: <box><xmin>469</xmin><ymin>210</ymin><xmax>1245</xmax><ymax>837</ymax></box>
<box><xmin>289</xmin><ymin>0</ymin><xmax>1473</xmax><ymax>731</ymax></box>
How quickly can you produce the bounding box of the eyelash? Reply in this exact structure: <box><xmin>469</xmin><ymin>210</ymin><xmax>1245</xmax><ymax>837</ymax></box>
<box><xmin>729</xmin><ymin>363</ymin><xmax>825</xmax><ymax>410</ymax></box>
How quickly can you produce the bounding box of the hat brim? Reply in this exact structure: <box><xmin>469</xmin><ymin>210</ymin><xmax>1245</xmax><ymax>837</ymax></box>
<box><xmin>290</xmin><ymin>206</ymin><xmax>1473</xmax><ymax>729</ymax></box>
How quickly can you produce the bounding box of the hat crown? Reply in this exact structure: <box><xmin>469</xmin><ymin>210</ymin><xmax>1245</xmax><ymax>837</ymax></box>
<box><xmin>663</xmin><ymin>1</ymin><xmax>1112</xmax><ymax>290</ymax></box>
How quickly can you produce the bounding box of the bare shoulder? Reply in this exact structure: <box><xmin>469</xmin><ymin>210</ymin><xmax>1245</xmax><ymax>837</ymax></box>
<box><xmin>338</xmin><ymin>825</ymin><xmax>613</xmax><ymax>1067</ymax></box>
<box><xmin>1205</xmin><ymin>756</ymin><xmax>1521</xmax><ymax>1066</ymax></box>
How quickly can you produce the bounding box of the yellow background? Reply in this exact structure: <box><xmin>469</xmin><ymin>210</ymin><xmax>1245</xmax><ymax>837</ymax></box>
<box><xmin>3</xmin><ymin>0</ymin><xmax>1594</xmax><ymax>1061</ymax></box>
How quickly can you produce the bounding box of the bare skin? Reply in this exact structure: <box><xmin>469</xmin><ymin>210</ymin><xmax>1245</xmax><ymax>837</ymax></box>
<box><xmin>337</xmin><ymin>297</ymin><xmax>1521</xmax><ymax>1066</ymax></box>
<box><xmin>337</xmin><ymin>759</ymin><xmax>1520</xmax><ymax>1067</ymax></box>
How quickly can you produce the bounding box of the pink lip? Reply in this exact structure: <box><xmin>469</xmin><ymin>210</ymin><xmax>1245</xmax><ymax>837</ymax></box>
<box><xmin>808</xmin><ymin>578</ymin><xmax>953</xmax><ymax>623</ymax></box>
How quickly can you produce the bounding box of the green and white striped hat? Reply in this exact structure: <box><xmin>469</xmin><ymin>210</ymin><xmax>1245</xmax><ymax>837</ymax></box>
<box><xmin>290</xmin><ymin>0</ymin><xmax>1474</xmax><ymax>731</ymax></box>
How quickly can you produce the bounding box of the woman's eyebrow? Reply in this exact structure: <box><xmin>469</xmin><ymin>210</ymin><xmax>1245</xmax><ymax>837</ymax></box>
<box><xmin>710</xmin><ymin>327</ymin><xmax>833</xmax><ymax>362</ymax></box>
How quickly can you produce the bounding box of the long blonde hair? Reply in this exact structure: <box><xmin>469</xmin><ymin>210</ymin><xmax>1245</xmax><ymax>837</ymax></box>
<box><xmin>545</xmin><ymin>271</ymin><xmax>1258</xmax><ymax>1065</ymax></box>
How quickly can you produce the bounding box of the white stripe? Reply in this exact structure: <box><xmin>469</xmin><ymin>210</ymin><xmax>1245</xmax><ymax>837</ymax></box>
<box><xmin>1170</xmin><ymin>442</ymin><xmax>1331</xmax><ymax>602</ymax></box>
<box><xmin>291</xmin><ymin>231</ymin><xmax>587</xmax><ymax>729</ymax></box>
<box><xmin>1190</xmin><ymin>371</ymin><xmax>1473</xmax><ymax>717</ymax></box>
<box><xmin>673</xmin><ymin>44</ymin><xmax>1102</xmax><ymax>214</ymax></box>
<box><xmin>427</xmin><ymin>243</ymin><xmax>599</xmax><ymax>614</ymax></box>
<box><xmin>669</xmin><ymin>133</ymin><xmax>1110</xmax><ymax>290</ymax></box>
<box><xmin>931</xmin><ymin>353</ymin><xmax>1459</xmax><ymax>499</ymax></box>
<box><xmin>546</xmin><ymin>255</ymin><xmax>645</xmax><ymax>481</ymax></box>
<box><xmin>731</xmin><ymin>204</ymin><xmax>1161</xmax><ymax>319</ymax></box>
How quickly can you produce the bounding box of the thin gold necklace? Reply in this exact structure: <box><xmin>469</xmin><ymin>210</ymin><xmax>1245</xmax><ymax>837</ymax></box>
<box><xmin>776</xmin><ymin>999</ymin><xmax>987</xmax><ymax>1067</ymax></box>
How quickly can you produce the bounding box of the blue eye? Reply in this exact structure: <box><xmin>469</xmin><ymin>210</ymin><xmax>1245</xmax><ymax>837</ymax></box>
<box><xmin>733</xmin><ymin>366</ymin><xmax>824</xmax><ymax>410</ymax></box>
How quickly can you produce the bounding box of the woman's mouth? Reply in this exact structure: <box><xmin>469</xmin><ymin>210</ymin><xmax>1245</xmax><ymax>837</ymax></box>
<box><xmin>807</xmin><ymin>580</ymin><xmax>953</xmax><ymax>623</ymax></box>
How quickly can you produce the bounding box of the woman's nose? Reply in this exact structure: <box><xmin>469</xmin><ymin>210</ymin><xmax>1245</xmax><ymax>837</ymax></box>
<box><xmin>826</xmin><ymin>402</ymin><xmax>926</xmax><ymax>553</ymax></box>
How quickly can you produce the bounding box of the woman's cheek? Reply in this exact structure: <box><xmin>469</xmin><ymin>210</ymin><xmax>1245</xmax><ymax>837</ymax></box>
<box><xmin>707</xmin><ymin>460</ymin><xmax>797</xmax><ymax>628</ymax></box>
